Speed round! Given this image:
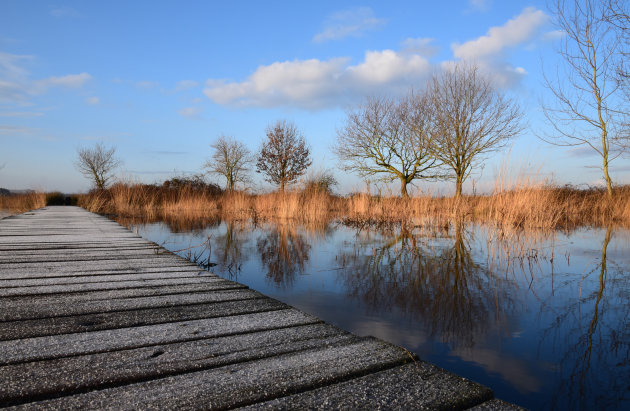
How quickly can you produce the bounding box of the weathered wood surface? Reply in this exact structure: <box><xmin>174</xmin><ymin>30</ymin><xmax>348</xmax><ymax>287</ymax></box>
<box><xmin>0</xmin><ymin>206</ymin><xmax>519</xmax><ymax>409</ymax></box>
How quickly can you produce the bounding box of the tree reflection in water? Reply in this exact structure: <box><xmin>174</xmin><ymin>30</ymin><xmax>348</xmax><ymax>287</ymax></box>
<box><xmin>210</xmin><ymin>220</ymin><xmax>249</xmax><ymax>278</ymax></box>
<box><xmin>116</xmin><ymin>215</ymin><xmax>221</xmax><ymax>235</ymax></box>
<box><xmin>543</xmin><ymin>225</ymin><xmax>630</xmax><ymax>410</ymax></box>
<box><xmin>257</xmin><ymin>223</ymin><xmax>311</xmax><ymax>288</ymax></box>
<box><xmin>121</xmin><ymin>215</ymin><xmax>630</xmax><ymax>409</ymax></box>
<box><xmin>338</xmin><ymin>222</ymin><xmax>515</xmax><ymax>348</ymax></box>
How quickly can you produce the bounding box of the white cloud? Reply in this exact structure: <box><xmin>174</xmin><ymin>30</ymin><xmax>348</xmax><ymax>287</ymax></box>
<box><xmin>204</xmin><ymin>51</ymin><xmax>432</xmax><ymax>109</ymax></box>
<box><xmin>0</xmin><ymin>124</ymin><xmax>38</xmax><ymax>135</ymax></box>
<box><xmin>468</xmin><ymin>0</ymin><xmax>491</xmax><ymax>12</ymax></box>
<box><xmin>0</xmin><ymin>52</ymin><xmax>32</xmax><ymax>103</ymax></box>
<box><xmin>175</xmin><ymin>80</ymin><xmax>199</xmax><ymax>92</ymax></box>
<box><xmin>205</xmin><ymin>58</ymin><xmax>349</xmax><ymax>108</ymax></box>
<box><xmin>567</xmin><ymin>146</ymin><xmax>598</xmax><ymax>157</ymax></box>
<box><xmin>204</xmin><ymin>8</ymin><xmax>548</xmax><ymax>109</ymax></box>
<box><xmin>400</xmin><ymin>38</ymin><xmax>439</xmax><ymax>57</ymax></box>
<box><xmin>0</xmin><ymin>111</ymin><xmax>43</xmax><ymax>118</ymax></box>
<box><xmin>0</xmin><ymin>52</ymin><xmax>91</xmax><ymax>103</ymax></box>
<box><xmin>490</xmin><ymin>64</ymin><xmax>528</xmax><ymax>87</ymax></box>
<box><xmin>313</xmin><ymin>7</ymin><xmax>386</xmax><ymax>43</ymax></box>
<box><xmin>439</xmin><ymin>59</ymin><xmax>528</xmax><ymax>88</ymax></box>
<box><xmin>448</xmin><ymin>7</ymin><xmax>549</xmax><ymax>88</ymax></box>
<box><xmin>178</xmin><ymin>106</ymin><xmax>202</xmax><ymax>118</ymax></box>
<box><xmin>542</xmin><ymin>29</ymin><xmax>565</xmax><ymax>42</ymax></box>
<box><xmin>452</xmin><ymin>7</ymin><xmax>548</xmax><ymax>59</ymax></box>
<box><xmin>0</xmin><ymin>79</ymin><xmax>30</xmax><ymax>103</ymax></box>
<box><xmin>40</xmin><ymin>72</ymin><xmax>92</xmax><ymax>88</ymax></box>
<box><xmin>347</xmin><ymin>50</ymin><xmax>431</xmax><ymax>84</ymax></box>
<box><xmin>0</xmin><ymin>52</ymin><xmax>31</xmax><ymax>79</ymax></box>
<box><xmin>86</xmin><ymin>96</ymin><xmax>100</xmax><ymax>105</ymax></box>
<box><xmin>135</xmin><ymin>81</ymin><xmax>158</xmax><ymax>90</ymax></box>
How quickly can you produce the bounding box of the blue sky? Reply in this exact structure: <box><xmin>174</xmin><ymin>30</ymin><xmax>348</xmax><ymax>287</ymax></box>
<box><xmin>1</xmin><ymin>0</ymin><xmax>628</xmax><ymax>193</ymax></box>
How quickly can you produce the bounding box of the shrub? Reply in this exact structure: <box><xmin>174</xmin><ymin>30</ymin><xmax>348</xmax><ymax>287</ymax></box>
<box><xmin>45</xmin><ymin>192</ymin><xmax>66</xmax><ymax>206</ymax></box>
<box><xmin>303</xmin><ymin>171</ymin><xmax>338</xmax><ymax>195</ymax></box>
<box><xmin>162</xmin><ymin>174</ymin><xmax>222</xmax><ymax>196</ymax></box>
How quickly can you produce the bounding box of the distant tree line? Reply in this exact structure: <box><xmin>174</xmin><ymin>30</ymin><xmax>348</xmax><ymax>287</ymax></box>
<box><xmin>207</xmin><ymin>63</ymin><xmax>523</xmax><ymax>198</ymax></box>
<box><xmin>335</xmin><ymin>63</ymin><xmax>523</xmax><ymax>198</ymax></box>
<box><xmin>76</xmin><ymin>5</ymin><xmax>629</xmax><ymax>200</ymax></box>
<box><xmin>73</xmin><ymin>63</ymin><xmax>524</xmax><ymax>198</ymax></box>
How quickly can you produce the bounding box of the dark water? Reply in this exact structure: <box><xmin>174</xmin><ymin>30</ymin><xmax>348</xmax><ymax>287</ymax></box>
<box><xmin>122</xmin><ymin>218</ymin><xmax>630</xmax><ymax>410</ymax></box>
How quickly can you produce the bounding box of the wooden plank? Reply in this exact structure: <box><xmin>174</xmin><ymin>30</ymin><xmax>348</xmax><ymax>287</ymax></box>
<box><xmin>0</xmin><ymin>259</ymin><xmax>199</xmax><ymax>275</ymax></box>
<box><xmin>9</xmin><ymin>339</ymin><xmax>413</xmax><ymax>410</ymax></box>
<box><xmin>0</xmin><ymin>288</ymin><xmax>261</xmax><ymax>321</ymax></box>
<box><xmin>0</xmin><ymin>324</ymin><xmax>353</xmax><ymax>407</ymax></box>
<box><xmin>0</xmin><ymin>282</ymin><xmax>244</xmax><ymax>311</ymax></box>
<box><xmin>0</xmin><ymin>297</ymin><xmax>288</xmax><ymax>340</ymax></box>
<box><xmin>0</xmin><ymin>309</ymin><xmax>319</xmax><ymax>365</ymax></box>
<box><xmin>243</xmin><ymin>361</ymin><xmax>494</xmax><ymax>410</ymax></box>
<box><xmin>0</xmin><ymin>254</ymin><xmax>193</xmax><ymax>266</ymax></box>
<box><xmin>0</xmin><ymin>271</ymin><xmax>217</xmax><ymax>287</ymax></box>
<box><xmin>0</xmin><ymin>276</ymin><xmax>229</xmax><ymax>297</ymax></box>
<box><xmin>0</xmin><ymin>266</ymin><xmax>203</xmax><ymax>280</ymax></box>
<box><xmin>0</xmin><ymin>250</ymin><xmax>175</xmax><ymax>263</ymax></box>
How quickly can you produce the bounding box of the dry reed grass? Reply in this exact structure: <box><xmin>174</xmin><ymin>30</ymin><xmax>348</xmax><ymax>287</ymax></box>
<box><xmin>0</xmin><ymin>192</ymin><xmax>46</xmax><ymax>215</ymax></box>
<box><xmin>77</xmin><ymin>180</ymin><xmax>630</xmax><ymax>230</ymax></box>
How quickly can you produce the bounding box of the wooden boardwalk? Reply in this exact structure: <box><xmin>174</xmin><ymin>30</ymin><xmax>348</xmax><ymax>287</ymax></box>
<box><xmin>0</xmin><ymin>206</ymin><xmax>518</xmax><ymax>410</ymax></box>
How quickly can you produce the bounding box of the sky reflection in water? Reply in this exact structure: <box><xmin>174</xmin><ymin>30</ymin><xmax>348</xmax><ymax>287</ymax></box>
<box><xmin>121</xmin><ymin>218</ymin><xmax>630</xmax><ymax>410</ymax></box>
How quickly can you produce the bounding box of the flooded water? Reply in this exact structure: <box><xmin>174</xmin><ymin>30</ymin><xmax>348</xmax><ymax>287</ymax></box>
<box><xmin>121</xmin><ymin>217</ymin><xmax>630</xmax><ymax>410</ymax></box>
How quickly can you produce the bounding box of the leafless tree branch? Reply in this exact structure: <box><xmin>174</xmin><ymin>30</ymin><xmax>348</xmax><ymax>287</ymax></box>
<box><xmin>204</xmin><ymin>135</ymin><xmax>253</xmax><ymax>191</ymax></box>
<box><xmin>256</xmin><ymin>120</ymin><xmax>312</xmax><ymax>192</ymax></box>
<box><xmin>541</xmin><ymin>0</ymin><xmax>629</xmax><ymax>196</ymax></box>
<box><xmin>430</xmin><ymin>63</ymin><xmax>524</xmax><ymax>198</ymax></box>
<box><xmin>75</xmin><ymin>143</ymin><xmax>120</xmax><ymax>190</ymax></box>
<box><xmin>334</xmin><ymin>91</ymin><xmax>446</xmax><ymax>197</ymax></box>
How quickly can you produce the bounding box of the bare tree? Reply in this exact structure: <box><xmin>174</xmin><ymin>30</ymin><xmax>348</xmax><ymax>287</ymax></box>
<box><xmin>75</xmin><ymin>143</ymin><xmax>120</xmax><ymax>189</ymax></box>
<box><xmin>256</xmin><ymin>120</ymin><xmax>312</xmax><ymax>192</ymax></box>
<box><xmin>335</xmin><ymin>92</ymin><xmax>443</xmax><ymax>197</ymax></box>
<box><xmin>604</xmin><ymin>0</ymin><xmax>629</xmax><ymax>83</ymax></box>
<box><xmin>542</xmin><ymin>0</ymin><xmax>628</xmax><ymax>196</ymax></box>
<box><xmin>204</xmin><ymin>135</ymin><xmax>253</xmax><ymax>191</ymax></box>
<box><xmin>430</xmin><ymin>63</ymin><xmax>524</xmax><ymax>198</ymax></box>
<box><xmin>604</xmin><ymin>0</ymin><xmax>630</xmax><ymax>133</ymax></box>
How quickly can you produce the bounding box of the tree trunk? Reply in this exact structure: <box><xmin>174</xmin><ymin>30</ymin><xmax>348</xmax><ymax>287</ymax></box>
<box><xmin>455</xmin><ymin>175</ymin><xmax>463</xmax><ymax>199</ymax></box>
<box><xmin>400</xmin><ymin>179</ymin><xmax>409</xmax><ymax>198</ymax></box>
<box><xmin>280</xmin><ymin>180</ymin><xmax>285</xmax><ymax>192</ymax></box>
<box><xmin>227</xmin><ymin>176</ymin><xmax>234</xmax><ymax>192</ymax></box>
<box><xmin>600</xmin><ymin>103</ymin><xmax>613</xmax><ymax>197</ymax></box>
<box><xmin>602</xmin><ymin>149</ymin><xmax>613</xmax><ymax>197</ymax></box>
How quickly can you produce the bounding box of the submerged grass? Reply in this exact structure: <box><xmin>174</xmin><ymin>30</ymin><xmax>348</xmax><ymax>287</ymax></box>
<box><xmin>77</xmin><ymin>180</ymin><xmax>630</xmax><ymax>231</ymax></box>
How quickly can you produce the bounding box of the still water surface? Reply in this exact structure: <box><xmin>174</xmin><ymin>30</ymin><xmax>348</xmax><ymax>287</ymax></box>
<box><xmin>121</xmin><ymin>218</ymin><xmax>630</xmax><ymax>410</ymax></box>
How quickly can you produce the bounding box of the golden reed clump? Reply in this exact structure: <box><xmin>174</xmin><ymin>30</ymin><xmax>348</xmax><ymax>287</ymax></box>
<box><xmin>0</xmin><ymin>192</ymin><xmax>46</xmax><ymax>215</ymax></box>
<box><xmin>73</xmin><ymin>180</ymin><xmax>630</xmax><ymax>231</ymax></box>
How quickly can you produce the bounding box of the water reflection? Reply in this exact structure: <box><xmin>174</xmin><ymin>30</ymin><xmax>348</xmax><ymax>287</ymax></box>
<box><xmin>211</xmin><ymin>221</ymin><xmax>248</xmax><ymax>276</ymax></box>
<box><xmin>338</xmin><ymin>222</ymin><xmax>515</xmax><ymax>348</ymax></box>
<box><xmin>117</xmin><ymin>215</ymin><xmax>220</xmax><ymax>234</ymax></box>
<box><xmin>543</xmin><ymin>225</ymin><xmax>630</xmax><ymax>410</ymax></box>
<box><xmin>257</xmin><ymin>224</ymin><xmax>311</xmax><ymax>288</ymax></box>
<box><xmin>120</xmin><ymin>216</ymin><xmax>630</xmax><ymax>410</ymax></box>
